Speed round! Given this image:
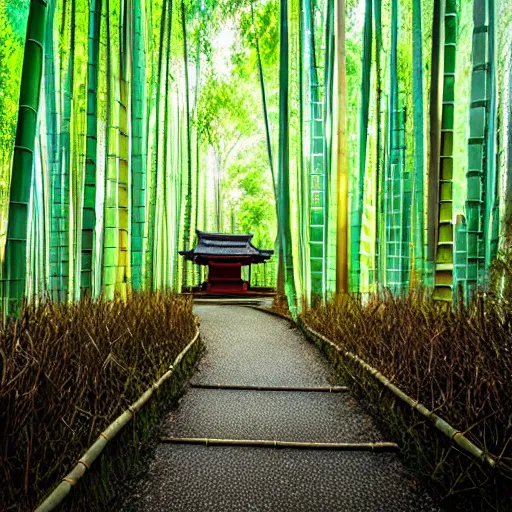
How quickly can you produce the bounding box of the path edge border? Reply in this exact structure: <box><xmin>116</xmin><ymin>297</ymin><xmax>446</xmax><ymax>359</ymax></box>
<box><xmin>35</xmin><ymin>328</ymin><xmax>201</xmax><ymax>512</ymax></box>
<box><xmin>249</xmin><ymin>305</ymin><xmax>497</xmax><ymax>471</ymax></box>
<box><xmin>297</xmin><ymin>319</ymin><xmax>497</xmax><ymax>470</ymax></box>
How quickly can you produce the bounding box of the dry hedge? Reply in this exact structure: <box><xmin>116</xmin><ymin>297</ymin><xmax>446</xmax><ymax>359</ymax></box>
<box><xmin>0</xmin><ymin>291</ymin><xmax>196</xmax><ymax>510</ymax></box>
<box><xmin>302</xmin><ymin>289</ymin><xmax>512</xmax><ymax>510</ymax></box>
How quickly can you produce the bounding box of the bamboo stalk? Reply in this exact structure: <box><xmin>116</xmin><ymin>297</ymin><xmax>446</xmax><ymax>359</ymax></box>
<box><xmin>35</xmin><ymin>328</ymin><xmax>200</xmax><ymax>512</ymax></box>
<box><xmin>278</xmin><ymin>0</ymin><xmax>297</xmax><ymax>316</ymax></box>
<box><xmin>299</xmin><ymin>321</ymin><xmax>497</xmax><ymax>469</ymax></box>
<box><xmin>335</xmin><ymin>0</ymin><xmax>348</xmax><ymax>294</ymax></box>
<box><xmin>3</xmin><ymin>0</ymin><xmax>48</xmax><ymax>314</ymax></box>
<box><xmin>160</xmin><ymin>437</ymin><xmax>399</xmax><ymax>452</ymax></box>
<box><xmin>190</xmin><ymin>384</ymin><xmax>349</xmax><ymax>392</ymax></box>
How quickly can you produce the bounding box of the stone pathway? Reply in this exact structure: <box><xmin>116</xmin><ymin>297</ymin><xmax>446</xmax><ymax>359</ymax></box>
<box><xmin>123</xmin><ymin>304</ymin><xmax>437</xmax><ymax>511</ymax></box>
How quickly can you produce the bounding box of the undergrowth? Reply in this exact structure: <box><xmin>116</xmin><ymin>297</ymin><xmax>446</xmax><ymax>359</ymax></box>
<box><xmin>0</xmin><ymin>291</ymin><xmax>196</xmax><ymax>511</ymax></box>
<box><xmin>302</xmin><ymin>287</ymin><xmax>512</xmax><ymax>510</ymax></box>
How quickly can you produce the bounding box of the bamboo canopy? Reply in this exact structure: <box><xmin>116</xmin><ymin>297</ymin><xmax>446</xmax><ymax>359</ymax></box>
<box><xmin>0</xmin><ymin>0</ymin><xmax>511</xmax><ymax>313</ymax></box>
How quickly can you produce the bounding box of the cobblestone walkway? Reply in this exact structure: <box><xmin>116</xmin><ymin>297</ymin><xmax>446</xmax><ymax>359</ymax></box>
<box><xmin>124</xmin><ymin>304</ymin><xmax>437</xmax><ymax>512</ymax></box>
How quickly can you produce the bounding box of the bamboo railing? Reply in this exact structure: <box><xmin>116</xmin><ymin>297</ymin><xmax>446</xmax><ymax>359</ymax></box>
<box><xmin>299</xmin><ymin>320</ymin><xmax>497</xmax><ymax>469</ymax></box>
<box><xmin>35</xmin><ymin>328</ymin><xmax>200</xmax><ymax>512</ymax></box>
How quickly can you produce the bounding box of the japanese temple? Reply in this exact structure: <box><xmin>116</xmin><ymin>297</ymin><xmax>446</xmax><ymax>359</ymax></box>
<box><xmin>180</xmin><ymin>231</ymin><xmax>274</xmax><ymax>294</ymax></box>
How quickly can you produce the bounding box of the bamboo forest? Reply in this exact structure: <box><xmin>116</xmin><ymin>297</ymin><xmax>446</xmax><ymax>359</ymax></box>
<box><xmin>2</xmin><ymin>1</ymin><xmax>512</xmax><ymax>510</ymax></box>
<box><xmin>1</xmin><ymin>0</ymin><xmax>512</xmax><ymax>315</ymax></box>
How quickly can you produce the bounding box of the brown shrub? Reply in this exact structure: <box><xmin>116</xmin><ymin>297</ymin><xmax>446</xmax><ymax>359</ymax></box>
<box><xmin>302</xmin><ymin>289</ymin><xmax>512</xmax><ymax>509</ymax></box>
<box><xmin>0</xmin><ymin>291</ymin><xmax>196</xmax><ymax>510</ymax></box>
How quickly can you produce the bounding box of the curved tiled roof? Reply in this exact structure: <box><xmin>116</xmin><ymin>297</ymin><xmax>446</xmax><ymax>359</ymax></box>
<box><xmin>180</xmin><ymin>230</ymin><xmax>274</xmax><ymax>264</ymax></box>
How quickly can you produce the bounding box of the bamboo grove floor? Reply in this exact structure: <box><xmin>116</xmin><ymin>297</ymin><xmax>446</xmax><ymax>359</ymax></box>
<box><xmin>120</xmin><ymin>304</ymin><xmax>438</xmax><ymax>511</ymax></box>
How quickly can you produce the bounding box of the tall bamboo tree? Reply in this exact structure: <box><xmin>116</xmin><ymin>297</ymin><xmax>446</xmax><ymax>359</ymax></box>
<box><xmin>2</xmin><ymin>0</ymin><xmax>48</xmax><ymax>314</ymax></box>
<box><xmin>385</xmin><ymin>0</ymin><xmax>402</xmax><ymax>292</ymax></box>
<box><xmin>279</xmin><ymin>0</ymin><xmax>297</xmax><ymax>313</ymax></box>
<box><xmin>181</xmin><ymin>0</ymin><xmax>193</xmax><ymax>288</ymax></box>
<box><xmin>146</xmin><ymin>0</ymin><xmax>170</xmax><ymax>290</ymax></box>
<box><xmin>81</xmin><ymin>0</ymin><xmax>102</xmax><ymax>298</ymax></box>
<box><xmin>117</xmin><ymin>1</ymin><xmax>130</xmax><ymax>296</ymax></box>
<box><xmin>411</xmin><ymin>0</ymin><xmax>425</xmax><ymax>286</ymax></box>
<box><xmin>304</xmin><ymin>0</ymin><xmax>327</xmax><ymax>300</ymax></box>
<box><xmin>352</xmin><ymin>0</ymin><xmax>372</xmax><ymax>292</ymax></box>
<box><xmin>373</xmin><ymin>0</ymin><xmax>384</xmax><ymax>287</ymax></box>
<box><xmin>426</xmin><ymin>0</ymin><xmax>443</xmax><ymax>289</ymax></box>
<box><xmin>465</xmin><ymin>0</ymin><xmax>497</xmax><ymax>296</ymax></box>
<box><xmin>433</xmin><ymin>0</ymin><xmax>458</xmax><ymax>301</ymax></box>
<box><xmin>335</xmin><ymin>0</ymin><xmax>348</xmax><ymax>293</ymax></box>
<box><xmin>101</xmin><ymin>0</ymin><xmax>119</xmax><ymax>298</ymax></box>
<box><xmin>130</xmin><ymin>0</ymin><xmax>147</xmax><ymax>290</ymax></box>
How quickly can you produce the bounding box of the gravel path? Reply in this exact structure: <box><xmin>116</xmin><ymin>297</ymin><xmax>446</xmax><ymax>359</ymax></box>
<box><xmin>123</xmin><ymin>304</ymin><xmax>437</xmax><ymax>512</ymax></box>
<box><xmin>191</xmin><ymin>305</ymin><xmax>336</xmax><ymax>387</ymax></box>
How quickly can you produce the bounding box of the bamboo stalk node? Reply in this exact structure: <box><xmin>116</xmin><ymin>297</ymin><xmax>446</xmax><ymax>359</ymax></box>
<box><xmin>78</xmin><ymin>459</ymin><xmax>89</xmax><ymax>469</ymax></box>
<box><xmin>62</xmin><ymin>478</ymin><xmax>76</xmax><ymax>486</ymax></box>
<box><xmin>99</xmin><ymin>432</ymin><xmax>110</xmax><ymax>441</ymax></box>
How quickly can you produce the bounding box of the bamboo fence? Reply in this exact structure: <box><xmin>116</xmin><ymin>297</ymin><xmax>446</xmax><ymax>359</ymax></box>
<box><xmin>35</xmin><ymin>328</ymin><xmax>200</xmax><ymax>512</ymax></box>
<box><xmin>298</xmin><ymin>320</ymin><xmax>497</xmax><ymax>469</ymax></box>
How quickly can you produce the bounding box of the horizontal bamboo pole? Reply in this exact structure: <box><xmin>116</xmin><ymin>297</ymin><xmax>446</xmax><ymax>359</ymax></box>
<box><xmin>299</xmin><ymin>321</ymin><xmax>497</xmax><ymax>469</ymax></box>
<box><xmin>191</xmin><ymin>383</ymin><xmax>349</xmax><ymax>392</ymax></box>
<box><xmin>35</xmin><ymin>328</ymin><xmax>201</xmax><ymax>512</ymax></box>
<box><xmin>160</xmin><ymin>437</ymin><xmax>399</xmax><ymax>452</ymax></box>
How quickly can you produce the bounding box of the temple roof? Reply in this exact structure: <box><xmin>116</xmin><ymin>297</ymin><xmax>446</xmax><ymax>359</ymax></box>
<box><xmin>179</xmin><ymin>230</ymin><xmax>274</xmax><ymax>265</ymax></box>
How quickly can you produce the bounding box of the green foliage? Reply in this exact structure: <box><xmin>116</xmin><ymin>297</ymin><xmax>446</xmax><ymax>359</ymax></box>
<box><xmin>0</xmin><ymin>0</ymin><xmax>511</xmax><ymax>309</ymax></box>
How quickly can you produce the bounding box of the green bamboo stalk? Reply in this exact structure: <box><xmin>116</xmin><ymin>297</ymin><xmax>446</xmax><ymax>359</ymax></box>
<box><xmin>304</xmin><ymin>0</ymin><xmax>327</xmax><ymax>301</ymax></box>
<box><xmin>385</xmin><ymin>0</ymin><xmax>401</xmax><ymax>293</ymax></box>
<box><xmin>279</xmin><ymin>0</ymin><xmax>297</xmax><ymax>315</ymax></box>
<box><xmin>335</xmin><ymin>0</ymin><xmax>348</xmax><ymax>294</ymax></box>
<box><xmin>159</xmin><ymin>0</ymin><xmax>173</xmax><ymax>289</ymax></box>
<box><xmin>130</xmin><ymin>0</ymin><xmax>147</xmax><ymax>291</ymax></box>
<box><xmin>49</xmin><ymin>0</ymin><xmax>68</xmax><ymax>300</ymax></box>
<box><xmin>192</xmin><ymin>17</ymin><xmax>202</xmax><ymax>285</ymax></box>
<box><xmin>411</xmin><ymin>0</ymin><xmax>425</xmax><ymax>287</ymax></box>
<box><xmin>181</xmin><ymin>0</ymin><xmax>192</xmax><ymax>290</ymax></box>
<box><xmin>2</xmin><ymin>0</ymin><xmax>48</xmax><ymax>314</ymax></box>
<box><xmin>58</xmin><ymin>0</ymin><xmax>76</xmax><ymax>301</ymax></box>
<box><xmin>289</xmin><ymin>0</ymin><xmax>303</xmax><ymax>302</ymax></box>
<box><xmin>353</xmin><ymin>0</ymin><xmax>373</xmax><ymax>293</ymax></box>
<box><xmin>426</xmin><ymin>0</ymin><xmax>444</xmax><ymax>291</ymax></box>
<box><xmin>101</xmin><ymin>0</ymin><xmax>118</xmax><ymax>299</ymax></box>
<box><xmin>43</xmin><ymin>1</ymin><xmax>59</xmax><ymax>297</ymax></box>
<box><xmin>485</xmin><ymin>0</ymin><xmax>498</xmax><ymax>270</ymax></box>
<box><xmin>465</xmin><ymin>0</ymin><xmax>492</xmax><ymax>296</ymax></box>
<box><xmin>298</xmin><ymin>0</ymin><xmax>309</xmax><ymax>299</ymax></box>
<box><xmin>322</xmin><ymin>0</ymin><xmax>334</xmax><ymax>297</ymax></box>
<box><xmin>433</xmin><ymin>0</ymin><xmax>458</xmax><ymax>302</ymax></box>
<box><xmin>68</xmin><ymin>0</ymin><xmax>89</xmax><ymax>301</ymax></box>
<box><xmin>117</xmin><ymin>4</ymin><xmax>130</xmax><ymax>297</ymax></box>
<box><xmin>81</xmin><ymin>0</ymin><xmax>102</xmax><ymax>298</ymax></box>
<box><xmin>373</xmin><ymin>0</ymin><xmax>383</xmax><ymax>288</ymax></box>
<box><xmin>146</xmin><ymin>0</ymin><xmax>169</xmax><ymax>291</ymax></box>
